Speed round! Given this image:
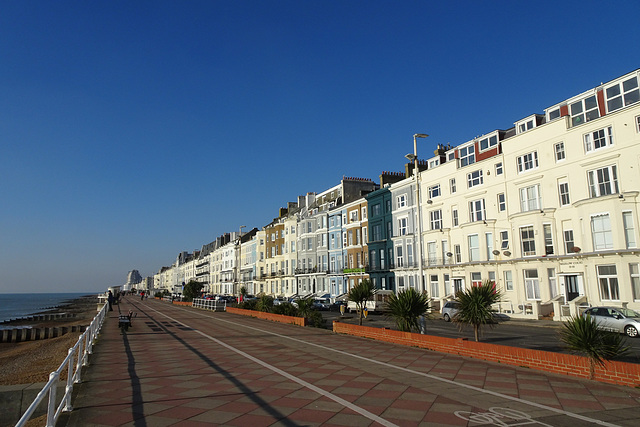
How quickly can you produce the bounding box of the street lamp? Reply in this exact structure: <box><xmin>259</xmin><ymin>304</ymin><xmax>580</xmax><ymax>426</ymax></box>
<box><xmin>236</xmin><ymin>225</ymin><xmax>246</xmax><ymax>295</ymax></box>
<box><xmin>406</xmin><ymin>133</ymin><xmax>428</xmax><ymax>293</ymax></box>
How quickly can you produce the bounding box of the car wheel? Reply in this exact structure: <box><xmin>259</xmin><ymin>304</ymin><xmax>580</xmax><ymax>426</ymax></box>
<box><xmin>625</xmin><ymin>325</ymin><xmax>638</xmax><ymax>337</ymax></box>
<box><xmin>443</xmin><ymin>313</ymin><xmax>450</xmax><ymax>322</ymax></box>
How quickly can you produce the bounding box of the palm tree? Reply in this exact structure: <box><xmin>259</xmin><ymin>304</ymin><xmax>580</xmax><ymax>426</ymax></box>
<box><xmin>453</xmin><ymin>279</ymin><xmax>502</xmax><ymax>342</ymax></box>
<box><xmin>560</xmin><ymin>314</ymin><xmax>629</xmax><ymax>379</ymax></box>
<box><xmin>256</xmin><ymin>294</ymin><xmax>274</xmax><ymax>312</ymax></box>
<box><xmin>347</xmin><ymin>279</ymin><xmax>374</xmax><ymax>326</ymax></box>
<box><xmin>386</xmin><ymin>288</ymin><xmax>430</xmax><ymax>332</ymax></box>
<box><xmin>295</xmin><ymin>297</ymin><xmax>315</xmax><ymax>318</ymax></box>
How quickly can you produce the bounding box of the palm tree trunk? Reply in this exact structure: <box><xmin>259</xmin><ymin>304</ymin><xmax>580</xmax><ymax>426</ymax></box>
<box><xmin>474</xmin><ymin>324</ymin><xmax>479</xmax><ymax>342</ymax></box>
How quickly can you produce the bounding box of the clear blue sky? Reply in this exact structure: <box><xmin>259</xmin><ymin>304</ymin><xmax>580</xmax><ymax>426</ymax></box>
<box><xmin>1</xmin><ymin>1</ymin><xmax>638</xmax><ymax>293</ymax></box>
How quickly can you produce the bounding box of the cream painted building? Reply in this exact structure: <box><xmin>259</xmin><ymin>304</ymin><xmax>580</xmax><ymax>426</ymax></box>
<box><xmin>415</xmin><ymin>69</ymin><xmax>640</xmax><ymax>320</ymax></box>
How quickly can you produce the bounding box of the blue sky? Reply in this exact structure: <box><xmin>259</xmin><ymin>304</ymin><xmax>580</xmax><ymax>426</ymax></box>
<box><xmin>1</xmin><ymin>1</ymin><xmax>638</xmax><ymax>293</ymax></box>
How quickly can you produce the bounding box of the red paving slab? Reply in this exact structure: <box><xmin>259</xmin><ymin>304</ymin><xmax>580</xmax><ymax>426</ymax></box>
<box><xmin>57</xmin><ymin>297</ymin><xmax>640</xmax><ymax>426</ymax></box>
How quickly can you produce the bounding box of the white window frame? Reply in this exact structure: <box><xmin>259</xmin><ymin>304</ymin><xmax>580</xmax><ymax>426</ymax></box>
<box><xmin>469</xmin><ymin>199</ymin><xmax>485</xmax><ymax>222</ymax></box>
<box><xmin>498</xmin><ymin>193</ymin><xmax>506</xmax><ymax>212</ymax></box>
<box><xmin>495</xmin><ymin>162</ymin><xmax>503</xmax><ymax>176</ymax></box>
<box><xmin>467</xmin><ymin>169</ymin><xmax>483</xmax><ymax>188</ymax></box>
<box><xmin>623</xmin><ymin>211</ymin><xmax>637</xmax><ymax>249</ymax></box>
<box><xmin>516</xmin><ymin>151</ymin><xmax>539</xmax><ymax>173</ymax></box>
<box><xmin>605</xmin><ymin>76</ymin><xmax>640</xmax><ymax>113</ymax></box>
<box><xmin>504</xmin><ymin>270</ymin><xmax>513</xmax><ymax>291</ymax></box>
<box><xmin>591</xmin><ymin>213</ymin><xmax>613</xmax><ymax>251</ymax></box>
<box><xmin>570</xmin><ymin>95</ymin><xmax>600</xmax><ymax>126</ymax></box>
<box><xmin>559</xmin><ymin>182</ymin><xmax>570</xmax><ymax>206</ymax></box>
<box><xmin>597</xmin><ymin>265</ymin><xmax>619</xmax><ymax>301</ymax></box>
<box><xmin>459</xmin><ymin>144</ymin><xmax>475</xmax><ymax>167</ymax></box>
<box><xmin>397</xmin><ymin>195</ymin><xmax>407</xmax><ymax>209</ymax></box>
<box><xmin>430</xmin><ymin>209</ymin><xmax>443</xmax><ymax>230</ymax></box>
<box><xmin>428</xmin><ymin>184</ymin><xmax>441</xmax><ymax>199</ymax></box>
<box><xmin>524</xmin><ymin>269</ymin><xmax>541</xmax><ymax>300</ymax></box>
<box><xmin>500</xmin><ymin>230</ymin><xmax>509</xmax><ymax>250</ymax></box>
<box><xmin>554</xmin><ymin>142</ymin><xmax>565</xmax><ymax>162</ymax></box>
<box><xmin>584</xmin><ymin>126</ymin><xmax>613</xmax><ymax>153</ymax></box>
<box><xmin>519</xmin><ymin>184</ymin><xmax>541</xmax><ymax>212</ymax></box>
<box><xmin>543</xmin><ymin>224</ymin><xmax>554</xmax><ymax>255</ymax></box>
<box><xmin>588</xmin><ymin>165</ymin><xmax>618</xmax><ymax>197</ymax></box>
<box><xmin>630</xmin><ymin>263</ymin><xmax>640</xmax><ymax>301</ymax></box>
<box><xmin>479</xmin><ymin>134</ymin><xmax>498</xmax><ymax>152</ymax></box>
<box><xmin>563</xmin><ymin>229</ymin><xmax>575</xmax><ymax>254</ymax></box>
<box><xmin>520</xmin><ymin>225</ymin><xmax>536</xmax><ymax>256</ymax></box>
<box><xmin>450</xmin><ymin>178</ymin><xmax>457</xmax><ymax>194</ymax></box>
<box><xmin>468</xmin><ymin>234</ymin><xmax>480</xmax><ymax>262</ymax></box>
<box><xmin>398</xmin><ymin>217</ymin><xmax>408</xmax><ymax>236</ymax></box>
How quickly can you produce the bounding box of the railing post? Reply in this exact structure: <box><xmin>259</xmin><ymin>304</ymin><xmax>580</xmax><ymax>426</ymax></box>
<box><xmin>64</xmin><ymin>348</ymin><xmax>74</xmax><ymax>411</ymax></box>
<box><xmin>46</xmin><ymin>372</ymin><xmax>58</xmax><ymax>427</ymax></box>
<box><xmin>75</xmin><ymin>338</ymin><xmax>84</xmax><ymax>383</ymax></box>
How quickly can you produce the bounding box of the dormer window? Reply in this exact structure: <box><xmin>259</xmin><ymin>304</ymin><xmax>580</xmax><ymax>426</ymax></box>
<box><xmin>478</xmin><ymin>133</ymin><xmax>498</xmax><ymax>151</ymax></box>
<box><xmin>429</xmin><ymin>158</ymin><xmax>440</xmax><ymax>168</ymax></box>
<box><xmin>605</xmin><ymin>75</ymin><xmax>639</xmax><ymax>113</ymax></box>
<box><xmin>570</xmin><ymin>95</ymin><xmax>599</xmax><ymax>126</ymax></box>
<box><xmin>516</xmin><ymin>115</ymin><xmax>537</xmax><ymax>134</ymax></box>
<box><xmin>547</xmin><ymin>107</ymin><xmax>561</xmax><ymax>122</ymax></box>
<box><xmin>459</xmin><ymin>144</ymin><xmax>475</xmax><ymax>167</ymax></box>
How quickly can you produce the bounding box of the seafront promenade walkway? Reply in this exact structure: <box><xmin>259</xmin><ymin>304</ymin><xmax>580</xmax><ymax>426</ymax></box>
<box><xmin>59</xmin><ymin>297</ymin><xmax>640</xmax><ymax>426</ymax></box>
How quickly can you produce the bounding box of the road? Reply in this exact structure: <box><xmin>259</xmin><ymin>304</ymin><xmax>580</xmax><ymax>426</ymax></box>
<box><xmin>61</xmin><ymin>298</ymin><xmax>640</xmax><ymax>426</ymax></box>
<box><xmin>322</xmin><ymin>311</ymin><xmax>640</xmax><ymax>364</ymax></box>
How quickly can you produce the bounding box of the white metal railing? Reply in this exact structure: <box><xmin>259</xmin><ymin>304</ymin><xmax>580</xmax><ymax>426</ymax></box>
<box><xmin>192</xmin><ymin>298</ymin><xmax>227</xmax><ymax>311</ymax></box>
<box><xmin>16</xmin><ymin>301</ymin><xmax>108</xmax><ymax>427</ymax></box>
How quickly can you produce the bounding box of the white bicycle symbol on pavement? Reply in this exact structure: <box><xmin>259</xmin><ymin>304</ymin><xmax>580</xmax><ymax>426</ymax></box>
<box><xmin>455</xmin><ymin>407</ymin><xmax>553</xmax><ymax>426</ymax></box>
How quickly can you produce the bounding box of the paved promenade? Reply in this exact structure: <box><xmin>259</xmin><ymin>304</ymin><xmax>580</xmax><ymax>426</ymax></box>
<box><xmin>59</xmin><ymin>297</ymin><xmax>640</xmax><ymax>426</ymax></box>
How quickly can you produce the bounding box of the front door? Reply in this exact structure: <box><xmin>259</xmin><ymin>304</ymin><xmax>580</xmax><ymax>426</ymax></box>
<box><xmin>565</xmin><ymin>275</ymin><xmax>579</xmax><ymax>301</ymax></box>
<box><xmin>453</xmin><ymin>278</ymin><xmax>464</xmax><ymax>294</ymax></box>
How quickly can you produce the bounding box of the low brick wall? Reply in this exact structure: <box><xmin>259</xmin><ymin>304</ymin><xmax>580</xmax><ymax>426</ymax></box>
<box><xmin>172</xmin><ymin>301</ymin><xmax>192</xmax><ymax>307</ymax></box>
<box><xmin>227</xmin><ymin>307</ymin><xmax>307</xmax><ymax>327</ymax></box>
<box><xmin>333</xmin><ymin>321</ymin><xmax>640</xmax><ymax>388</ymax></box>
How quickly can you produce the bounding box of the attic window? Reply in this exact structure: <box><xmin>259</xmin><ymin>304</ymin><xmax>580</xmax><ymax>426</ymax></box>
<box><xmin>517</xmin><ymin>119</ymin><xmax>535</xmax><ymax>134</ymax></box>
<box><xmin>479</xmin><ymin>134</ymin><xmax>498</xmax><ymax>151</ymax></box>
<box><xmin>548</xmin><ymin>108</ymin><xmax>561</xmax><ymax>121</ymax></box>
<box><xmin>570</xmin><ymin>95</ymin><xmax>599</xmax><ymax>126</ymax></box>
<box><xmin>606</xmin><ymin>76</ymin><xmax>640</xmax><ymax>113</ymax></box>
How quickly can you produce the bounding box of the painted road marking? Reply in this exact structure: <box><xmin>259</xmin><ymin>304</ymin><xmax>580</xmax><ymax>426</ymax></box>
<box><xmin>455</xmin><ymin>407</ymin><xmax>553</xmax><ymax>426</ymax></box>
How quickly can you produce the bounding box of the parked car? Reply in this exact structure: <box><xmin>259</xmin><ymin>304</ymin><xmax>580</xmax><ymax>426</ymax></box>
<box><xmin>329</xmin><ymin>300</ymin><xmax>347</xmax><ymax>312</ymax></box>
<box><xmin>313</xmin><ymin>298</ymin><xmax>331</xmax><ymax>311</ymax></box>
<box><xmin>582</xmin><ymin>306</ymin><xmax>640</xmax><ymax>337</ymax></box>
<box><xmin>441</xmin><ymin>301</ymin><xmax>460</xmax><ymax>322</ymax></box>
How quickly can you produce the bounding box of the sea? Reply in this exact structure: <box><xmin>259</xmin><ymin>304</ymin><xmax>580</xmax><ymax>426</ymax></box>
<box><xmin>0</xmin><ymin>292</ymin><xmax>99</xmax><ymax>324</ymax></box>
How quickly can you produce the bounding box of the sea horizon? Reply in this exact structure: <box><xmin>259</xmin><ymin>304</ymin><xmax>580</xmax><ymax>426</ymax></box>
<box><xmin>0</xmin><ymin>292</ymin><xmax>100</xmax><ymax>324</ymax></box>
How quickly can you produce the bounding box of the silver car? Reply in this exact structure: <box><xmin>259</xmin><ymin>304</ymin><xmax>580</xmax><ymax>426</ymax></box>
<box><xmin>441</xmin><ymin>301</ymin><xmax>460</xmax><ymax>322</ymax></box>
<box><xmin>582</xmin><ymin>306</ymin><xmax>640</xmax><ymax>337</ymax></box>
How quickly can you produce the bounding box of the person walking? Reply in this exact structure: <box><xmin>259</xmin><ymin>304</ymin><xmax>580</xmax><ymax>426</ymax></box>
<box><xmin>140</xmin><ymin>291</ymin><xmax>145</xmax><ymax>301</ymax></box>
<box><xmin>107</xmin><ymin>290</ymin><xmax>114</xmax><ymax>311</ymax></box>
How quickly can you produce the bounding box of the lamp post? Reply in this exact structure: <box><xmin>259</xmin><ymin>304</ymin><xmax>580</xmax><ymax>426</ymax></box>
<box><xmin>406</xmin><ymin>133</ymin><xmax>428</xmax><ymax>293</ymax></box>
<box><xmin>236</xmin><ymin>225</ymin><xmax>246</xmax><ymax>295</ymax></box>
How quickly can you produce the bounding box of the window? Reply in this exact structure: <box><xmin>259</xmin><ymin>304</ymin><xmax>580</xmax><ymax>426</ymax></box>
<box><xmin>500</xmin><ymin>230</ymin><xmax>509</xmax><ymax>250</ymax></box>
<box><xmin>361</xmin><ymin>206</ymin><xmax>367</xmax><ymax>219</ymax></box>
<box><xmin>469</xmin><ymin>199</ymin><xmax>485</xmax><ymax>222</ymax></box>
<box><xmin>406</xmin><ymin>243</ymin><xmax>413</xmax><ymax>266</ymax></box>
<box><xmin>427</xmin><ymin>242</ymin><xmax>437</xmax><ymax>265</ymax></box>
<box><xmin>524</xmin><ymin>269</ymin><xmax>540</xmax><ymax>300</ymax></box>
<box><xmin>591</xmin><ymin>214</ymin><xmax>613</xmax><ymax>250</ymax></box>
<box><xmin>467</xmin><ymin>170</ymin><xmax>483</xmax><ymax>188</ymax></box>
<box><xmin>559</xmin><ymin>182</ymin><xmax>570</xmax><ymax>206</ymax></box>
<box><xmin>397</xmin><ymin>217</ymin><xmax>408</xmax><ymax>236</ymax></box>
<box><xmin>623</xmin><ymin>212</ymin><xmax>637</xmax><ymax>248</ymax></box>
<box><xmin>362</xmin><ymin>226</ymin><xmax>368</xmax><ymax>244</ymax></box>
<box><xmin>518</xmin><ymin>119</ymin><xmax>534</xmax><ymax>134</ymax></box>
<box><xmin>428</xmin><ymin>184</ymin><xmax>441</xmax><ymax>199</ymax></box>
<box><xmin>372</xmin><ymin>225</ymin><xmax>382</xmax><ymax>241</ymax></box>
<box><xmin>554</xmin><ymin>142</ymin><xmax>565</xmax><ymax>162</ymax></box>
<box><xmin>598</xmin><ymin>265</ymin><xmax>619</xmax><ymax>301</ymax></box>
<box><xmin>471</xmin><ymin>272</ymin><xmax>482</xmax><ymax>287</ymax></box>
<box><xmin>584</xmin><ymin>127</ymin><xmax>613</xmax><ymax>153</ymax></box>
<box><xmin>397</xmin><ymin>195</ymin><xmax>406</xmax><ymax>208</ymax></box>
<box><xmin>468</xmin><ymin>234</ymin><xmax>480</xmax><ymax>261</ymax></box>
<box><xmin>588</xmin><ymin>165</ymin><xmax>618</xmax><ymax>197</ymax></box>
<box><xmin>498</xmin><ymin>193</ymin><xmax>506</xmax><ymax>212</ymax></box>
<box><xmin>479</xmin><ymin>134</ymin><xmax>498</xmax><ymax>151</ymax></box>
<box><xmin>630</xmin><ymin>264</ymin><xmax>640</xmax><ymax>300</ymax></box>
<box><xmin>454</xmin><ymin>244</ymin><xmax>461</xmax><ymax>263</ymax></box>
<box><xmin>548</xmin><ymin>268</ymin><xmax>557</xmax><ymax>298</ymax></box>
<box><xmin>450</xmin><ymin>178</ymin><xmax>457</xmax><ymax>194</ymax></box>
<box><xmin>570</xmin><ymin>95</ymin><xmax>599</xmax><ymax>126</ymax></box>
<box><xmin>386</xmin><ymin>200</ymin><xmax>391</xmax><ymax>212</ymax></box>
<box><xmin>452</xmin><ymin>208</ymin><xmax>459</xmax><ymax>227</ymax></box>
<box><xmin>495</xmin><ymin>162</ymin><xmax>503</xmax><ymax>175</ymax></box>
<box><xmin>504</xmin><ymin>270</ymin><xmax>513</xmax><ymax>291</ymax></box>
<box><xmin>517</xmin><ymin>151</ymin><xmax>538</xmax><ymax>173</ymax></box>
<box><xmin>429</xmin><ymin>158</ymin><xmax>440</xmax><ymax>168</ymax></box>
<box><xmin>605</xmin><ymin>76</ymin><xmax>639</xmax><ymax>112</ymax></box>
<box><xmin>548</xmin><ymin>107</ymin><xmax>561</xmax><ymax>121</ymax></box>
<box><xmin>459</xmin><ymin>144</ymin><xmax>475</xmax><ymax>167</ymax></box>
<box><xmin>520</xmin><ymin>226</ymin><xmax>536</xmax><ymax>256</ymax></box>
<box><xmin>486</xmin><ymin>232</ymin><xmax>494</xmax><ymax>261</ymax></box>
<box><xmin>350</xmin><ymin>210</ymin><xmax>359</xmax><ymax>222</ymax></box>
<box><xmin>430</xmin><ymin>210</ymin><xmax>442</xmax><ymax>230</ymax></box>
<box><xmin>371</xmin><ymin>204</ymin><xmax>381</xmax><ymax>216</ymax></box>
<box><xmin>519</xmin><ymin>184</ymin><xmax>540</xmax><ymax>212</ymax></box>
<box><xmin>543</xmin><ymin>224</ymin><xmax>554</xmax><ymax>255</ymax></box>
<box><xmin>637</xmin><ymin>115</ymin><xmax>640</xmax><ymax>133</ymax></box>
<box><xmin>564</xmin><ymin>230</ymin><xmax>575</xmax><ymax>254</ymax></box>
<box><xmin>396</xmin><ymin>246</ymin><xmax>403</xmax><ymax>267</ymax></box>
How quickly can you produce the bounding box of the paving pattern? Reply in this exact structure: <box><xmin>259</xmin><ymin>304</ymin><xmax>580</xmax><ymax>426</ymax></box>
<box><xmin>59</xmin><ymin>298</ymin><xmax>640</xmax><ymax>426</ymax></box>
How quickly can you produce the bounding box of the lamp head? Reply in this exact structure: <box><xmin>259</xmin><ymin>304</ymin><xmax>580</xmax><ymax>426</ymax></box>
<box><xmin>414</xmin><ymin>133</ymin><xmax>429</xmax><ymax>138</ymax></box>
<box><xmin>405</xmin><ymin>153</ymin><xmax>416</xmax><ymax>161</ymax></box>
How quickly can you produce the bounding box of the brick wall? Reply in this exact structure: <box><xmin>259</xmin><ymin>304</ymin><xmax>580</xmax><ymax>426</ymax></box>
<box><xmin>172</xmin><ymin>301</ymin><xmax>192</xmax><ymax>307</ymax></box>
<box><xmin>333</xmin><ymin>321</ymin><xmax>640</xmax><ymax>387</ymax></box>
<box><xmin>227</xmin><ymin>307</ymin><xmax>307</xmax><ymax>327</ymax></box>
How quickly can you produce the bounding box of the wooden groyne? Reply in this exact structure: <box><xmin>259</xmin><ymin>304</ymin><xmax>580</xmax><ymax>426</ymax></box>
<box><xmin>0</xmin><ymin>324</ymin><xmax>87</xmax><ymax>343</ymax></box>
